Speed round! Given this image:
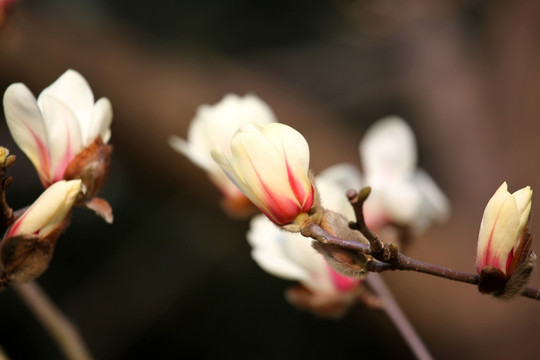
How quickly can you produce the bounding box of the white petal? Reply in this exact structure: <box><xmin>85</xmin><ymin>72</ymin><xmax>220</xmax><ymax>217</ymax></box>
<box><xmin>87</xmin><ymin>97</ymin><xmax>113</xmax><ymax>145</ymax></box>
<box><xmin>247</xmin><ymin>215</ymin><xmax>309</xmax><ymax>280</ymax></box>
<box><xmin>247</xmin><ymin>215</ymin><xmax>334</xmax><ymax>293</ymax></box>
<box><xmin>169</xmin><ymin>135</ymin><xmax>215</xmax><ymax>172</ymax></box>
<box><xmin>3</xmin><ymin>83</ymin><xmax>50</xmax><ymax>179</ymax></box>
<box><xmin>263</xmin><ymin>122</ymin><xmax>311</xmax><ymax>185</ymax></box>
<box><xmin>178</xmin><ymin>94</ymin><xmax>276</xmax><ymax>176</ymax></box>
<box><xmin>477</xmin><ymin>183</ymin><xmax>519</xmax><ymax>271</ymax></box>
<box><xmin>39</xmin><ymin>69</ymin><xmax>94</xmax><ymax>141</ymax></box>
<box><xmin>411</xmin><ymin>169</ymin><xmax>451</xmax><ymax>232</ymax></box>
<box><xmin>9</xmin><ymin>180</ymin><xmax>81</xmax><ymax>237</ymax></box>
<box><xmin>360</xmin><ymin>116</ymin><xmax>417</xmax><ymax>182</ymax></box>
<box><xmin>229</xmin><ymin>124</ymin><xmax>295</xmax><ymax>209</ymax></box>
<box><xmin>512</xmin><ymin>186</ymin><xmax>532</xmax><ymax>232</ymax></box>
<box><xmin>39</xmin><ymin>94</ymin><xmax>83</xmax><ymax>182</ymax></box>
<box><xmin>380</xmin><ymin>181</ymin><xmax>423</xmax><ymax>224</ymax></box>
<box><xmin>316</xmin><ymin>163</ymin><xmax>362</xmax><ymax>221</ymax></box>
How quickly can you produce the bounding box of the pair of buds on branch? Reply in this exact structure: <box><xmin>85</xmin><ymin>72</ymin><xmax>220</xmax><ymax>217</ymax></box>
<box><xmin>0</xmin><ymin>70</ymin><xmax>114</xmax><ymax>287</ymax></box>
<box><xmin>303</xmin><ymin>183</ymin><xmax>536</xmax><ymax>300</ymax></box>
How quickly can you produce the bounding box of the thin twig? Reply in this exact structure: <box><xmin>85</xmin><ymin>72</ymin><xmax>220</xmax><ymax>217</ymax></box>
<box><xmin>367</xmin><ymin>273</ymin><xmax>433</xmax><ymax>360</ymax></box>
<box><xmin>12</xmin><ymin>281</ymin><xmax>94</xmax><ymax>360</ymax></box>
<box><xmin>302</xmin><ymin>222</ymin><xmax>540</xmax><ymax>301</ymax></box>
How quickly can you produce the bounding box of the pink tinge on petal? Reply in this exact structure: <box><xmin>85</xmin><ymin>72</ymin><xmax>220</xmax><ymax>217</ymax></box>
<box><xmin>246</xmin><ymin>155</ymin><xmax>305</xmax><ymax>226</ymax></box>
<box><xmin>5</xmin><ymin>215</ymin><xmax>24</xmax><ymax>238</ymax></box>
<box><xmin>478</xmin><ymin>208</ymin><xmax>503</xmax><ymax>273</ymax></box>
<box><xmin>284</xmin><ymin>154</ymin><xmax>312</xmax><ymax>210</ymax></box>
<box><xmin>328</xmin><ymin>264</ymin><xmax>360</xmax><ymax>292</ymax></box>
<box><xmin>259</xmin><ymin>190</ymin><xmax>303</xmax><ymax>226</ymax></box>
<box><xmin>50</xmin><ymin>123</ymin><xmax>76</xmax><ymax>184</ymax></box>
<box><xmin>26</xmin><ymin>123</ymin><xmax>51</xmax><ymax>187</ymax></box>
<box><xmin>505</xmin><ymin>248</ymin><xmax>514</xmax><ymax>273</ymax></box>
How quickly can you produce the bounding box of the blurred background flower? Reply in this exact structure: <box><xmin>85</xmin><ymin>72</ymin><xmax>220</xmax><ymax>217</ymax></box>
<box><xmin>0</xmin><ymin>0</ymin><xmax>539</xmax><ymax>359</ymax></box>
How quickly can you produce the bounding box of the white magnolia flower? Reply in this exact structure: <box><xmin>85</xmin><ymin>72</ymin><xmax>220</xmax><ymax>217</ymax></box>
<box><xmin>360</xmin><ymin>116</ymin><xmax>450</xmax><ymax>232</ymax></box>
<box><xmin>5</xmin><ymin>180</ymin><xmax>82</xmax><ymax>239</ymax></box>
<box><xmin>169</xmin><ymin>94</ymin><xmax>276</xmax><ymax>206</ymax></box>
<box><xmin>213</xmin><ymin>122</ymin><xmax>314</xmax><ymax>226</ymax></box>
<box><xmin>3</xmin><ymin>69</ymin><xmax>112</xmax><ymax>187</ymax></box>
<box><xmin>247</xmin><ymin>164</ymin><xmax>361</xmax><ymax>295</ymax></box>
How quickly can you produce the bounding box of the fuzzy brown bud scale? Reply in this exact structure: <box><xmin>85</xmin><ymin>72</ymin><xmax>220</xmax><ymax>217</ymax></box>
<box><xmin>311</xmin><ymin>209</ymin><xmax>370</xmax><ymax>280</ymax></box>
<box><xmin>64</xmin><ymin>138</ymin><xmax>114</xmax><ymax>223</ymax></box>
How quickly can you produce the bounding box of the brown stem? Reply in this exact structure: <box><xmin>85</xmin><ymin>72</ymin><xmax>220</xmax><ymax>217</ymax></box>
<box><xmin>347</xmin><ymin>188</ymin><xmax>383</xmax><ymax>252</ymax></box>
<box><xmin>367</xmin><ymin>273</ymin><xmax>433</xmax><ymax>360</ymax></box>
<box><xmin>302</xmin><ymin>223</ymin><xmax>540</xmax><ymax>301</ymax></box>
<box><xmin>392</xmin><ymin>253</ymin><xmax>479</xmax><ymax>284</ymax></box>
<box><xmin>12</xmin><ymin>281</ymin><xmax>94</xmax><ymax>360</ymax></box>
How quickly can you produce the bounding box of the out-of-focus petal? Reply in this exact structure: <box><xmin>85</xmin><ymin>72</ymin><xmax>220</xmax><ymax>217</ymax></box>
<box><xmin>88</xmin><ymin>97</ymin><xmax>113</xmax><ymax>145</ymax></box>
<box><xmin>3</xmin><ymin>83</ymin><xmax>49</xmax><ymax>179</ymax></box>
<box><xmin>414</xmin><ymin>170</ymin><xmax>451</xmax><ymax>224</ymax></box>
<box><xmin>316</xmin><ymin>163</ymin><xmax>362</xmax><ymax>221</ymax></box>
<box><xmin>39</xmin><ymin>69</ymin><xmax>94</xmax><ymax>140</ymax></box>
<box><xmin>247</xmin><ymin>215</ymin><xmax>335</xmax><ymax>293</ymax></box>
<box><xmin>360</xmin><ymin>116</ymin><xmax>416</xmax><ymax>182</ymax></box>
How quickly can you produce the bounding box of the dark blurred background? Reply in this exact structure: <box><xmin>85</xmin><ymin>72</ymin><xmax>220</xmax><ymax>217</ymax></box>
<box><xmin>0</xmin><ymin>0</ymin><xmax>540</xmax><ymax>359</ymax></box>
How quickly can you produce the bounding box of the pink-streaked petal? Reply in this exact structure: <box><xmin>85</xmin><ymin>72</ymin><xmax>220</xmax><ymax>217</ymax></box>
<box><xmin>39</xmin><ymin>69</ymin><xmax>94</xmax><ymax>136</ymax></box>
<box><xmin>476</xmin><ymin>185</ymin><xmax>519</xmax><ymax>273</ymax></box>
<box><xmin>230</xmin><ymin>125</ymin><xmax>305</xmax><ymax>223</ymax></box>
<box><xmin>3</xmin><ymin>83</ymin><xmax>50</xmax><ymax>182</ymax></box>
<box><xmin>39</xmin><ymin>94</ymin><xmax>83</xmax><ymax>182</ymax></box>
<box><xmin>360</xmin><ymin>116</ymin><xmax>417</xmax><ymax>182</ymax></box>
<box><xmin>6</xmin><ymin>180</ymin><xmax>81</xmax><ymax>238</ymax></box>
<box><xmin>87</xmin><ymin>97</ymin><xmax>113</xmax><ymax>146</ymax></box>
<box><xmin>328</xmin><ymin>265</ymin><xmax>360</xmax><ymax>292</ymax></box>
<box><xmin>264</xmin><ymin>123</ymin><xmax>312</xmax><ymax>206</ymax></box>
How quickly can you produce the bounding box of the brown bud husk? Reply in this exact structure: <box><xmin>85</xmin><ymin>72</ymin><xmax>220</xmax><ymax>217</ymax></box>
<box><xmin>478</xmin><ymin>230</ymin><xmax>536</xmax><ymax>299</ymax></box>
<box><xmin>64</xmin><ymin>138</ymin><xmax>114</xmax><ymax>222</ymax></box>
<box><xmin>0</xmin><ymin>216</ymin><xmax>70</xmax><ymax>287</ymax></box>
<box><xmin>312</xmin><ymin>209</ymin><xmax>370</xmax><ymax>279</ymax></box>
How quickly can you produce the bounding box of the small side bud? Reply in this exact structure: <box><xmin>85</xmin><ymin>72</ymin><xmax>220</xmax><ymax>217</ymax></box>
<box><xmin>0</xmin><ymin>234</ymin><xmax>54</xmax><ymax>284</ymax></box>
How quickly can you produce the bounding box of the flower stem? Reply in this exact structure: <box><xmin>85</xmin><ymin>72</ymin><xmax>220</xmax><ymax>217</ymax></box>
<box><xmin>367</xmin><ymin>273</ymin><xmax>433</xmax><ymax>360</ymax></box>
<box><xmin>302</xmin><ymin>222</ymin><xmax>540</xmax><ymax>301</ymax></box>
<box><xmin>12</xmin><ymin>281</ymin><xmax>94</xmax><ymax>360</ymax></box>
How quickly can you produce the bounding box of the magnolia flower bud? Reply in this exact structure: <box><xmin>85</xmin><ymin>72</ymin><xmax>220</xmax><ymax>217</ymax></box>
<box><xmin>212</xmin><ymin>122</ymin><xmax>315</xmax><ymax>228</ymax></box>
<box><xmin>476</xmin><ymin>182</ymin><xmax>535</xmax><ymax>298</ymax></box>
<box><xmin>169</xmin><ymin>94</ymin><xmax>276</xmax><ymax>216</ymax></box>
<box><xmin>0</xmin><ymin>180</ymin><xmax>81</xmax><ymax>283</ymax></box>
<box><xmin>246</xmin><ymin>164</ymin><xmax>364</xmax><ymax>317</ymax></box>
<box><xmin>3</xmin><ymin>70</ymin><xmax>113</xmax><ymax>221</ymax></box>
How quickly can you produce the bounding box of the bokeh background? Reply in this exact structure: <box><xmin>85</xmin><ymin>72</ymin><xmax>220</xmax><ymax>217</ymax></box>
<box><xmin>0</xmin><ymin>0</ymin><xmax>540</xmax><ymax>359</ymax></box>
